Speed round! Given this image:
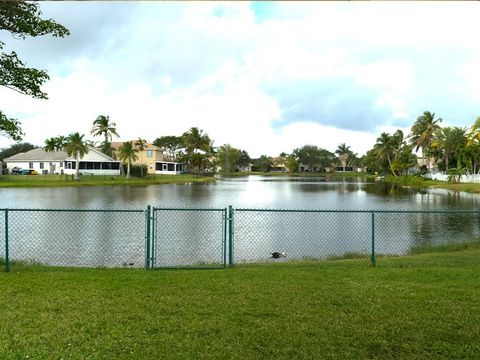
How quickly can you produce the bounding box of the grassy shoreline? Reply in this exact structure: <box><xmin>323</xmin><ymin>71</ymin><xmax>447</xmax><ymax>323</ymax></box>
<box><xmin>0</xmin><ymin>174</ymin><xmax>216</xmax><ymax>188</ymax></box>
<box><xmin>0</xmin><ymin>250</ymin><xmax>478</xmax><ymax>359</ymax></box>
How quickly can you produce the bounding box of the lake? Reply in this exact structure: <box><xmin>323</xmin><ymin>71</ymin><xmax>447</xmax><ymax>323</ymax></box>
<box><xmin>1</xmin><ymin>176</ymin><xmax>479</xmax><ymax>268</ymax></box>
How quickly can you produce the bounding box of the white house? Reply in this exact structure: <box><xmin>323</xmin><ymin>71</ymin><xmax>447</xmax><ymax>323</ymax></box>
<box><xmin>4</xmin><ymin>147</ymin><xmax>121</xmax><ymax>175</ymax></box>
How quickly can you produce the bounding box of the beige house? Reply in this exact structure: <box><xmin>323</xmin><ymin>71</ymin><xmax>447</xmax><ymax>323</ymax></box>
<box><xmin>111</xmin><ymin>141</ymin><xmax>164</xmax><ymax>175</ymax></box>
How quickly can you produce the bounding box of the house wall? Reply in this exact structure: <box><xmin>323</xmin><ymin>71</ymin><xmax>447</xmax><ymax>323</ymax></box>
<box><xmin>155</xmin><ymin>161</ymin><xmax>184</xmax><ymax>175</ymax></box>
<box><xmin>137</xmin><ymin>149</ymin><xmax>164</xmax><ymax>175</ymax></box>
<box><xmin>6</xmin><ymin>161</ymin><xmax>65</xmax><ymax>174</ymax></box>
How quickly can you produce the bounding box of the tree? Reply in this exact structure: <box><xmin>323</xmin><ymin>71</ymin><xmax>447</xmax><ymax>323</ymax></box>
<box><xmin>0</xmin><ymin>142</ymin><xmax>37</xmax><ymax>160</ymax></box>
<box><xmin>373</xmin><ymin>132</ymin><xmax>396</xmax><ymax>176</ymax></box>
<box><xmin>409</xmin><ymin>111</ymin><xmax>442</xmax><ymax>164</ymax></box>
<box><xmin>181</xmin><ymin>127</ymin><xmax>213</xmax><ymax>172</ymax></box>
<box><xmin>286</xmin><ymin>155</ymin><xmax>299</xmax><ymax>173</ymax></box>
<box><xmin>62</xmin><ymin>133</ymin><xmax>89</xmax><ymax>181</ymax></box>
<box><xmin>293</xmin><ymin>145</ymin><xmax>334</xmax><ymax>172</ymax></box>
<box><xmin>135</xmin><ymin>138</ymin><xmax>147</xmax><ymax>177</ymax></box>
<box><xmin>0</xmin><ymin>1</ymin><xmax>69</xmax><ymax>140</ymax></box>
<box><xmin>335</xmin><ymin>143</ymin><xmax>352</xmax><ymax>172</ymax></box>
<box><xmin>117</xmin><ymin>141</ymin><xmax>138</xmax><ymax>179</ymax></box>
<box><xmin>216</xmin><ymin>144</ymin><xmax>241</xmax><ymax>174</ymax></box>
<box><xmin>391</xmin><ymin>145</ymin><xmax>418</xmax><ymax>176</ymax></box>
<box><xmin>435</xmin><ymin>127</ymin><xmax>467</xmax><ymax>171</ymax></box>
<box><xmin>252</xmin><ymin>155</ymin><xmax>273</xmax><ymax>172</ymax></box>
<box><xmin>91</xmin><ymin>115</ymin><xmax>119</xmax><ymax>157</ymax></box>
<box><xmin>153</xmin><ymin>135</ymin><xmax>183</xmax><ymax>161</ymax></box>
<box><xmin>237</xmin><ymin>150</ymin><xmax>251</xmax><ymax>168</ymax></box>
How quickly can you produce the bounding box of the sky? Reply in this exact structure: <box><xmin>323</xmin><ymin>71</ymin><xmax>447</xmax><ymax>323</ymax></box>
<box><xmin>2</xmin><ymin>1</ymin><xmax>480</xmax><ymax>157</ymax></box>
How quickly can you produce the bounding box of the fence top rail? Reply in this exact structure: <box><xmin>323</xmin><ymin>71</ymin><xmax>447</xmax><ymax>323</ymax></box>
<box><xmin>1</xmin><ymin>208</ymin><xmax>145</xmax><ymax>213</ymax></box>
<box><xmin>233</xmin><ymin>208</ymin><xmax>480</xmax><ymax>214</ymax></box>
<box><xmin>153</xmin><ymin>207</ymin><xmax>226</xmax><ymax>212</ymax></box>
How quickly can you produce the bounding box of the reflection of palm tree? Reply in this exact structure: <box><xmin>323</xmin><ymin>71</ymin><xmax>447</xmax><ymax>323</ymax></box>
<box><xmin>91</xmin><ymin>115</ymin><xmax>119</xmax><ymax>157</ymax></box>
<box><xmin>335</xmin><ymin>143</ymin><xmax>351</xmax><ymax>172</ymax></box>
<box><xmin>64</xmin><ymin>132</ymin><xmax>89</xmax><ymax>181</ymax></box>
<box><xmin>409</xmin><ymin>111</ymin><xmax>442</xmax><ymax>166</ymax></box>
<box><xmin>118</xmin><ymin>141</ymin><xmax>138</xmax><ymax>179</ymax></box>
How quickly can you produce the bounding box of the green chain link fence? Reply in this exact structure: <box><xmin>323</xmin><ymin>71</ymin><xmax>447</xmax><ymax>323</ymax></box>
<box><xmin>1</xmin><ymin>207</ymin><xmax>480</xmax><ymax>271</ymax></box>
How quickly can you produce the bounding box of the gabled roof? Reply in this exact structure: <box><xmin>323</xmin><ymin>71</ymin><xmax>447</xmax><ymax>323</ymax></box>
<box><xmin>4</xmin><ymin>148</ymin><xmax>67</xmax><ymax>162</ymax></box>
<box><xmin>4</xmin><ymin>147</ymin><xmax>118</xmax><ymax>162</ymax></box>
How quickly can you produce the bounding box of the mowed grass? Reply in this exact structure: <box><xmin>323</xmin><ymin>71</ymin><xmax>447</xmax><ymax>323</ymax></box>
<box><xmin>0</xmin><ymin>174</ymin><xmax>215</xmax><ymax>188</ymax></box>
<box><xmin>0</xmin><ymin>251</ymin><xmax>479</xmax><ymax>360</ymax></box>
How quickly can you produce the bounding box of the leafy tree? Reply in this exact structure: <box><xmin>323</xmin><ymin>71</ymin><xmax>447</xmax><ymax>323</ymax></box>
<box><xmin>118</xmin><ymin>141</ymin><xmax>138</xmax><ymax>179</ymax></box>
<box><xmin>252</xmin><ymin>155</ymin><xmax>273</xmax><ymax>172</ymax></box>
<box><xmin>153</xmin><ymin>135</ymin><xmax>183</xmax><ymax>161</ymax></box>
<box><xmin>286</xmin><ymin>155</ymin><xmax>299</xmax><ymax>173</ymax></box>
<box><xmin>237</xmin><ymin>150</ymin><xmax>251</xmax><ymax>168</ymax></box>
<box><xmin>373</xmin><ymin>132</ymin><xmax>397</xmax><ymax>176</ymax></box>
<box><xmin>91</xmin><ymin>115</ymin><xmax>119</xmax><ymax>157</ymax></box>
<box><xmin>216</xmin><ymin>144</ymin><xmax>240</xmax><ymax>174</ymax></box>
<box><xmin>63</xmin><ymin>133</ymin><xmax>90</xmax><ymax>181</ymax></box>
<box><xmin>0</xmin><ymin>1</ymin><xmax>69</xmax><ymax>140</ymax></box>
<box><xmin>391</xmin><ymin>145</ymin><xmax>418</xmax><ymax>176</ymax></box>
<box><xmin>0</xmin><ymin>142</ymin><xmax>37</xmax><ymax>160</ymax></box>
<box><xmin>335</xmin><ymin>143</ymin><xmax>352</xmax><ymax>172</ymax></box>
<box><xmin>43</xmin><ymin>135</ymin><xmax>65</xmax><ymax>152</ymax></box>
<box><xmin>409</xmin><ymin>111</ymin><xmax>442</xmax><ymax>163</ymax></box>
<box><xmin>435</xmin><ymin>127</ymin><xmax>467</xmax><ymax>171</ymax></box>
<box><xmin>293</xmin><ymin>145</ymin><xmax>334</xmax><ymax>172</ymax></box>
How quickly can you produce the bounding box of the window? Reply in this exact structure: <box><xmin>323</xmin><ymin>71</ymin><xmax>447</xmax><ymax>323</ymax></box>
<box><xmin>60</xmin><ymin>162</ymin><xmax>63</xmax><ymax>168</ymax></box>
<box><xmin>39</xmin><ymin>162</ymin><xmax>44</xmax><ymax>169</ymax></box>
<box><xmin>147</xmin><ymin>150</ymin><xmax>153</xmax><ymax>158</ymax></box>
<box><xmin>168</xmin><ymin>163</ymin><xmax>175</xmax><ymax>171</ymax></box>
<box><xmin>29</xmin><ymin>162</ymin><xmax>33</xmax><ymax>169</ymax></box>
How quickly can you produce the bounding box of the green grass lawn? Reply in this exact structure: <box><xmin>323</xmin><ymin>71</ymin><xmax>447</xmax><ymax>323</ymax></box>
<box><xmin>0</xmin><ymin>250</ymin><xmax>479</xmax><ymax>359</ymax></box>
<box><xmin>0</xmin><ymin>174</ymin><xmax>216</xmax><ymax>188</ymax></box>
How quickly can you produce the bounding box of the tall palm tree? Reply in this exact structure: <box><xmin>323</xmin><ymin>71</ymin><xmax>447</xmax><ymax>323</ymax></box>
<box><xmin>335</xmin><ymin>143</ymin><xmax>351</xmax><ymax>172</ymax></box>
<box><xmin>43</xmin><ymin>136</ymin><xmax>66</xmax><ymax>152</ymax></box>
<box><xmin>409</xmin><ymin>111</ymin><xmax>442</xmax><ymax>166</ymax></box>
<box><xmin>135</xmin><ymin>138</ymin><xmax>148</xmax><ymax>177</ymax></box>
<box><xmin>63</xmin><ymin>132</ymin><xmax>89</xmax><ymax>181</ymax></box>
<box><xmin>374</xmin><ymin>132</ymin><xmax>397</xmax><ymax>176</ymax></box>
<box><xmin>91</xmin><ymin>115</ymin><xmax>119</xmax><ymax>157</ymax></box>
<box><xmin>436</xmin><ymin>127</ymin><xmax>467</xmax><ymax>171</ymax></box>
<box><xmin>466</xmin><ymin>116</ymin><xmax>480</xmax><ymax>146</ymax></box>
<box><xmin>118</xmin><ymin>141</ymin><xmax>138</xmax><ymax>179</ymax></box>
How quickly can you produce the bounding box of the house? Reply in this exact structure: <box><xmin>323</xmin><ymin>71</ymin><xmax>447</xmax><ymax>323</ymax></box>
<box><xmin>271</xmin><ymin>157</ymin><xmax>288</xmax><ymax>173</ymax></box>
<box><xmin>111</xmin><ymin>141</ymin><xmax>184</xmax><ymax>175</ymax></box>
<box><xmin>237</xmin><ymin>164</ymin><xmax>252</xmax><ymax>172</ymax></box>
<box><xmin>4</xmin><ymin>147</ymin><xmax>120</xmax><ymax>175</ymax></box>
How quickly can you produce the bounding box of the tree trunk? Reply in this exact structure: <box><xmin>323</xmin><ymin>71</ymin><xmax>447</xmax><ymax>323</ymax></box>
<box><xmin>387</xmin><ymin>154</ymin><xmax>397</xmax><ymax>177</ymax></box>
<box><xmin>445</xmin><ymin>154</ymin><xmax>449</xmax><ymax>172</ymax></box>
<box><xmin>127</xmin><ymin>163</ymin><xmax>131</xmax><ymax>179</ymax></box>
<box><xmin>74</xmin><ymin>153</ymin><xmax>80</xmax><ymax>181</ymax></box>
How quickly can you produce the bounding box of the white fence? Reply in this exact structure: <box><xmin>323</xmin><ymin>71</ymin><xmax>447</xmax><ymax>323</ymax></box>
<box><xmin>426</xmin><ymin>172</ymin><xmax>480</xmax><ymax>183</ymax></box>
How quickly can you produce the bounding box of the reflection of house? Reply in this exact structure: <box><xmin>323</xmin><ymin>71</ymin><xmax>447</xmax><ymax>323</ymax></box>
<box><xmin>4</xmin><ymin>147</ymin><xmax>120</xmax><ymax>175</ymax></box>
<box><xmin>271</xmin><ymin>157</ymin><xmax>288</xmax><ymax>172</ymax></box>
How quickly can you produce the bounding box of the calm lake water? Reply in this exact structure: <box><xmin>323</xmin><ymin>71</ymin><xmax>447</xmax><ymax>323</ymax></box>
<box><xmin>1</xmin><ymin>176</ymin><xmax>479</xmax><ymax>267</ymax></box>
<box><xmin>1</xmin><ymin>175</ymin><xmax>479</xmax><ymax>209</ymax></box>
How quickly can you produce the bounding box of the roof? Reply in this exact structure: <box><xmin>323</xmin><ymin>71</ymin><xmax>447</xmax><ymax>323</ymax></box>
<box><xmin>4</xmin><ymin>148</ymin><xmax>68</xmax><ymax>162</ymax></box>
<box><xmin>110</xmin><ymin>141</ymin><xmax>162</xmax><ymax>151</ymax></box>
<box><xmin>4</xmin><ymin>147</ymin><xmax>117</xmax><ymax>162</ymax></box>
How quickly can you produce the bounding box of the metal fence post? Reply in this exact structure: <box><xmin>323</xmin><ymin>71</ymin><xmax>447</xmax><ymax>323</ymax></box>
<box><xmin>228</xmin><ymin>205</ymin><xmax>234</xmax><ymax>267</ymax></box>
<box><xmin>223</xmin><ymin>208</ymin><xmax>227</xmax><ymax>268</ymax></box>
<box><xmin>5</xmin><ymin>209</ymin><xmax>9</xmax><ymax>273</ymax></box>
<box><xmin>145</xmin><ymin>205</ymin><xmax>151</xmax><ymax>269</ymax></box>
<box><xmin>371</xmin><ymin>211</ymin><xmax>376</xmax><ymax>267</ymax></box>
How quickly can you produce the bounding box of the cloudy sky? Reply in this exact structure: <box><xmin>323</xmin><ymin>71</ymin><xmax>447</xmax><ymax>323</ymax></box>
<box><xmin>2</xmin><ymin>1</ymin><xmax>480</xmax><ymax>157</ymax></box>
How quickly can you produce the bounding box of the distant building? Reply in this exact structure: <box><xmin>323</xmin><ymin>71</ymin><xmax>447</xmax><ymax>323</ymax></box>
<box><xmin>271</xmin><ymin>157</ymin><xmax>288</xmax><ymax>172</ymax></box>
<box><xmin>111</xmin><ymin>141</ymin><xmax>183</xmax><ymax>175</ymax></box>
<box><xmin>4</xmin><ymin>147</ymin><xmax>120</xmax><ymax>175</ymax></box>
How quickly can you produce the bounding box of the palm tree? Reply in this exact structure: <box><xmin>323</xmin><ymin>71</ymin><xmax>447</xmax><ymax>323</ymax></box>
<box><xmin>435</xmin><ymin>127</ymin><xmax>467</xmax><ymax>171</ymax></box>
<box><xmin>374</xmin><ymin>132</ymin><xmax>396</xmax><ymax>176</ymax></box>
<box><xmin>91</xmin><ymin>115</ymin><xmax>119</xmax><ymax>157</ymax></box>
<box><xmin>335</xmin><ymin>143</ymin><xmax>351</xmax><ymax>172</ymax></box>
<box><xmin>135</xmin><ymin>138</ymin><xmax>148</xmax><ymax>177</ymax></box>
<box><xmin>63</xmin><ymin>132</ymin><xmax>89</xmax><ymax>181</ymax></box>
<box><xmin>118</xmin><ymin>141</ymin><xmax>138</xmax><ymax>179</ymax></box>
<box><xmin>181</xmin><ymin>127</ymin><xmax>212</xmax><ymax>172</ymax></box>
<box><xmin>409</xmin><ymin>111</ymin><xmax>442</xmax><ymax>167</ymax></box>
<box><xmin>43</xmin><ymin>136</ymin><xmax>66</xmax><ymax>152</ymax></box>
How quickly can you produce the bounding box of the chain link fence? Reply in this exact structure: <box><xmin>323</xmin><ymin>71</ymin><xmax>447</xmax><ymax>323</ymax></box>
<box><xmin>1</xmin><ymin>207</ymin><xmax>479</xmax><ymax>271</ymax></box>
<box><xmin>150</xmin><ymin>207</ymin><xmax>227</xmax><ymax>268</ymax></box>
<box><xmin>1</xmin><ymin>209</ymin><xmax>146</xmax><ymax>270</ymax></box>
